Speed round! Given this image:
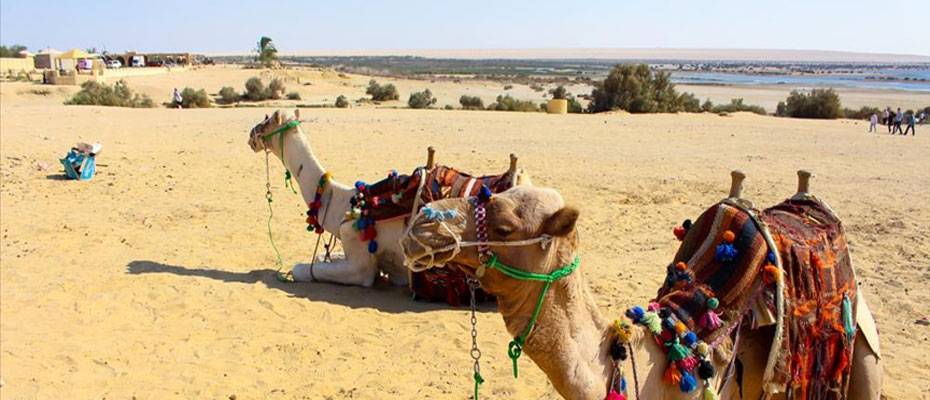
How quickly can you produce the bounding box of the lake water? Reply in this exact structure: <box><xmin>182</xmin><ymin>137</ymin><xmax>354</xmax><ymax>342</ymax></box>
<box><xmin>671</xmin><ymin>69</ymin><xmax>930</xmax><ymax>92</ymax></box>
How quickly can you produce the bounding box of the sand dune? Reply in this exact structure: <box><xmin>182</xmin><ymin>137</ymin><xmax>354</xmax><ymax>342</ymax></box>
<box><xmin>1</xmin><ymin>67</ymin><xmax>929</xmax><ymax>399</ymax></box>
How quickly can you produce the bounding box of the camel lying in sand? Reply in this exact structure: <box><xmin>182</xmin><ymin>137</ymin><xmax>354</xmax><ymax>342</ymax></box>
<box><xmin>248</xmin><ymin>109</ymin><xmax>530</xmax><ymax>287</ymax></box>
<box><xmin>400</xmin><ymin>175</ymin><xmax>881</xmax><ymax>399</ymax></box>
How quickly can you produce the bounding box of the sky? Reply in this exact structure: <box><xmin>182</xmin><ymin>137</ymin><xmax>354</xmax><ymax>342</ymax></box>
<box><xmin>1</xmin><ymin>0</ymin><xmax>929</xmax><ymax>56</ymax></box>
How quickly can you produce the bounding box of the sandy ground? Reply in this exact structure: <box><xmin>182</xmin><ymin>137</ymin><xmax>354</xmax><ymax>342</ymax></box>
<box><xmin>1</xmin><ymin>67</ymin><xmax>929</xmax><ymax>399</ymax></box>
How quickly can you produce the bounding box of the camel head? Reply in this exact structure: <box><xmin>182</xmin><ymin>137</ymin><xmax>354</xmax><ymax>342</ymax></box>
<box><xmin>401</xmin><ymin>186</ymin><xmax>579</xmax><ymax>295</ymax></box>
<box><xmin>247</xmin><ymin>109</ymin><xmax>301</xmax><ymax>155</ymax></box>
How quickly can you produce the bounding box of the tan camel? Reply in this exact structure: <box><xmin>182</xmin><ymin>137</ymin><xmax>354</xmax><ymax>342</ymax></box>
<box><xmin>248</xmin><ymin>109</ymin><xmax>530</xmax><ymax>287</ymax></box>
<box><xmin>400</xmin><ymin>181</ymin><xmax>881</xmax><ymax>399</ymax></box>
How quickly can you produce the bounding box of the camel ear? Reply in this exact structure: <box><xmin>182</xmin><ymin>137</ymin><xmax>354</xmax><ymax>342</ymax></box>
<box><xmin>294</xmin><ymin>108</ymin><xmax>301</xmax><ymax>120</ymax></box>
<box><xmin>273</xmin><ymin>110</ymin><xmax>283</xmax><ymax>125</ymax></box>
<box><xmin>542</xmin><ymin>206</ymin><xmax>579</xmax><ymax>237</ymax></box>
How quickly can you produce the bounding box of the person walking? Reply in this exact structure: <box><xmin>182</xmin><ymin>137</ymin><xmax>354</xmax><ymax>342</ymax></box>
<box><xmin>893</xmin><ymin>108</ymin><xmax>904</xmax><ymax>134</ymax></box>
<box><xmin>886</xmin><ymin>108</ymin><xmax>894</xmax><ymax>133</ymax></box>
<box><xmin>869</xmin><ymin>113</ymin><xmax>878</xmax><ymax>133</ymax></box>
<box><xmin>172</xmin><ymin>88</ymin><xmax>183</xmax><ymax>109</ymax></box>
<box><xmin>883</xmin><ymin>107</ymin><xmax>890</xmax><ymax>130</ymax></box>
<box><xmin>903</xmin><ymin>112</ymin><xmax>916</xmax><ymax>136</ymax></box>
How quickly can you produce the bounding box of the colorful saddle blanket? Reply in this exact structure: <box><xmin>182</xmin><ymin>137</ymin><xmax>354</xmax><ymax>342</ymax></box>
<box><xmin>356</xmin><ymin>165</ymin><xmax>516</xmax><ymax>306</ymax></box>
<box><xmin>656</xmin><ymin>196</ymin><xmax>857</xmax><ymax>398</ymax></box>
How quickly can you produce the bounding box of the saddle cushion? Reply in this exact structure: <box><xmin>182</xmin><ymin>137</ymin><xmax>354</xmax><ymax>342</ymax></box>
<box><xmin>656</xmin><ymin>197</ymin><xmax>857</xmax><ymax>398</ymax></box>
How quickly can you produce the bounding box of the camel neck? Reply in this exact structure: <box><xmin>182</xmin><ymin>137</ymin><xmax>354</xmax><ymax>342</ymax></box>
<box><xmin>278</xmin><ymin>128</ymin><xmax>353</xmax><ymax>235</ymax></box>
<box><xmin>493</xmin><ymin>250</ymin><xmax>614</xmax><ymax>400</ymax></box>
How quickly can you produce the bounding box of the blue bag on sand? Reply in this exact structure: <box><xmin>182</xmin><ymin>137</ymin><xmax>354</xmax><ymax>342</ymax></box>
<box><xmin>60</xmin><ymin>143</ymin><xmax>101</xmax><ymax>181</ymax></box>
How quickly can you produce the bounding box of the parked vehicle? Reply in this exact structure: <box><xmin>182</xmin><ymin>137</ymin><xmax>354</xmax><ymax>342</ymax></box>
<box><xmin>130</xmin><ymin>55</ymin><xmax>145</xmax><ymax>67</ymax></box>
<box><xmin>107</xmin><ymin>60</ymin><xmax>122</xmax><ymax>69</ymax></box>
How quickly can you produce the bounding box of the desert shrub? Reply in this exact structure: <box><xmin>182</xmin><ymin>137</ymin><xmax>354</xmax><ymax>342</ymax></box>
<box><xmin>286</xmin><ymin>91</ymin><xmax>301</xmax><ymax>100</ymax></box>
<box><xmin>589</xmin><ymin>64</ymin><xmax>697</xmax><ymax>113</ymax></box>
<box><xmin>711</xmin><ymin>98</ymin><xmax>766</xmax><ymax>115</ymax></box>
<box><xmin>459</xmin><ymin>95</ymin><xmax>485</xmax><ymax>110</ymax></box>
<box><xmin>567</xmin><ymin>96</ymin><xmax>583</xmax><ymax>113</ymax></box>
<box><xmin>0</xmin><ymin>44</ymin><xmax>27</xmax><ymax>58</ymax></box>
<box><xmin>335</xmin><ymin>95</ymin><xmax>349</xmax><ymax>108</ymax></box>
<box><xmin>65</xmin><ymin>80</ymin><xmax>154</xmax><ymax>108</ymax></box>
<box><xmin>366</xmin><ymin>79</ymin><xmax>399</xmax><ymax>101</ymax></box>
<box><xmin>841</xmin><ymin>106</ymin><xmax>881</xmax><ymax>120</ymax></box>
<box><xmin>267</xmin><ymin>78</ymin><xmax>286</xmax><ymax>100</ymax></box>
<box><xmin>530</xmin><ymin>84</ymin><xmax>545</xmax><ymax>92</ymax></box>
<box><xmin>503</xmin><ymin>84</ymin><xmax>513</xmax><ymax>90</ymax></box>
<box><xmin>179</xmin><ymin>87</ymin><xmax>211</xmax><ymax>108</ymax></box>
<box><xmin>780</xmin><ymin>89</ymin><xmax>842</xmax><ymax>119</ymax></box>
<box><xmin>488</xmin><ymin>95</ymin><xmax>539</xmax><ymax>112</ymax></box>
<box><xmin>776</xmin><ymin>101</ymin><xmax>788</xmax><ymax>117</ymax></box>
<box><xmin>408</xmin><ymin>89</ymin><xmax>437</xmax><ymax>109</ymax></box>
<box><xmin>677</xmin><ymin>92</ymin><xmax>701</xmax><ymax>113</ymax></box>
<box><xmin>218</xmin><ymin>86</ymin><xmax>240</xmax><ymax>104</ymax></box>
<box><xmin>549</xmin><ymin>85</ymin><xmax>568</xmax><ymax>100</ymax></box>
<box><xmin>244</xmin><ymin>77</ymin><xmax>267</xmax><ymax>101</ymax></box>
<box><xmin>701</xmin><ymin>99</ymin><xmax>714</xmax><ymax>112</ymax></box>
<box><xmin>443</xmin><ymin>104</ymin><xmax>454</xmax><ymax>110</ymax></box>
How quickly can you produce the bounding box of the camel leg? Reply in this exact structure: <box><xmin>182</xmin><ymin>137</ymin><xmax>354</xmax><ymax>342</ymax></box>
<box><xmin>848</xmin><ymin>330</ymin><xmax>882</xmax><ymax>400</ymax></box>
<box><xmin>291</xmin><ymin>222</ymin><xmax>379</xmax><ymax>287</ymax></box>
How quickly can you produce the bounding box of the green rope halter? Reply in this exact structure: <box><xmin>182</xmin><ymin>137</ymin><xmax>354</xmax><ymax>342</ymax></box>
<box><xmin>263</xmin><ymin>119</ymin><xmax>301</xmax><ymax>193</ymax></box>
<box><xmin>485</xmin><ymin>253</ymin><xmax>581</xmax><ymax>379</ymax></box>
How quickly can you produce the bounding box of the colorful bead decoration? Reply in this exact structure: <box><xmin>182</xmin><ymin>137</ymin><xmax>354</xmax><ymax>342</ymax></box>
<box><xmin>305</xmin><ymin>172</ymin><xmax>332</xmax><ymax>234</ymax></box>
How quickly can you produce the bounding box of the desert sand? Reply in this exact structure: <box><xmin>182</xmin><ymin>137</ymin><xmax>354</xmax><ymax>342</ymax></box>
<box><xmin>1</xmin><ymin>66</ymin><xmax>929</xmax><ymax>399</ymax></box>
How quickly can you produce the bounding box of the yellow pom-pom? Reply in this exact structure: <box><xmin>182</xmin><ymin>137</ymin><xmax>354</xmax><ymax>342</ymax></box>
<box><xmin>722</xmin><ymin>230</ymin><xmax>735</xmax><ymax>243</ymax></box>
<box><xmin>696</xmin><ymin>342</ymin><xmax>709</xmax><ymax>356</ymax></box>
<box><xmin>613</xmin><ymin>320</ymin><xmax>633</xmax><ymax>343</ymax></box>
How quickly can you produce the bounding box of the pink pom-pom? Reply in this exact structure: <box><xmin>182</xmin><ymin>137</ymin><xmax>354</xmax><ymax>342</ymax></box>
<box><xmin>700</xmin><ymin>310</ymin><xmax>722</xmax><ymax>331</ymax></box>
<box><xmin>679</xmin><ymin>355</ymin><xmax>699</xmax><ymax>371</ymax></box>
<box><xmin>647</xmin><ymin>302</ymin><xmax>661</xmax><ymax>312</ymax></box>
<box><xmin>606</xmin><ymin>390</ymin><xmax>626</xmax><ymax>400</ymax></box>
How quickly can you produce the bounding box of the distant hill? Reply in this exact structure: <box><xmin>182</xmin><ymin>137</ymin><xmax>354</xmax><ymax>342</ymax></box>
<box><xmin>245</xmin><ymin>48</ymin><xmax>929</xmax><ymax>63</ymax></box>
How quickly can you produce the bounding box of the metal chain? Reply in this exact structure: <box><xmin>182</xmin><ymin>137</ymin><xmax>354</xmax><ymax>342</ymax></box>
<box><xmin>467</xmin><ymin>277</ymin><xmax>484</xmax><ymax>400</ymax></box>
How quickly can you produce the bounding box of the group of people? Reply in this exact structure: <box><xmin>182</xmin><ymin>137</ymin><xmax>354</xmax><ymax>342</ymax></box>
<box><xmin>869</xmin><ymin>107</ymin><xmax>921</xmax><ymax>135</ymax></box>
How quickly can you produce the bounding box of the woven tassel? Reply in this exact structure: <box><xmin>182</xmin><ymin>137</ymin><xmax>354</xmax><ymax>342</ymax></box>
<box><xmin>703</xmin><ymin>386</ymin><xmax>719</xmax><ymax>400</ymax></box>
<box><xmin>606</xmin><ymin>390</ymin><xmax>626</xmax><ymax>400</ymax></box>
<box><xmin>679</xmin><ymin>356</ymin><xmax>699</xmax><ymax>371</ymax></box>
<box><xmin>666</xmin><ymin>339</ymin><xmax>691</xmax><ymax>361</ymax></box>
<box><xmin>679</xmin><ymin>371</ymin><xmax>698</xmax><ymax>392</ymax></box>
<box><xmin>700</xmin><ymin>310</ymin><xmax>722</xmax><ymax>331</ymax></box>
<box><xmin>714</xmin><ymin>243</ymin><xmax>738</xmax><ymax>262</ymax></box>
<box><xmin>640</xmin><ymin>312</ymin><xmax>662</xmax><ymax>334</ymax></box>
<box><xmin>663</xmin><ymin>363</ymin><xmax>682</xmax><ymax>385</ymax></box>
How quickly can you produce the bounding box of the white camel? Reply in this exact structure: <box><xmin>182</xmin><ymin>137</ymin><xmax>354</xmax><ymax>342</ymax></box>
<box><xmin>248</xmin><ymin>109</ymin><xmax>530</xmax><ymax>287</ymax></box>
<box><xmin>400</xmin><ymin>178</ymin><xmax>882</xmax><ymax>399</ymax></box>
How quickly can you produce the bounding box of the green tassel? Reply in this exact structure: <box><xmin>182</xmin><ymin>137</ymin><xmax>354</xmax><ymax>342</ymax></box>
<box><xmin>842</xmin><ymin>295</ymin><xmax>855</xmax><ymax>341</ymax></box>
<box><xmin>703</xmin><ymin>386</ymin><xmax>719</xmax><ymax>400</ymax></box>
<box><xmin>666</xmin><ymin>338</ymin><xmax>691</xmax><ymax>361</ymax></box>
<box><xmin>641</xmin><ymin>312</ymin><xmax>662</xmax><ymax>334</ymax></box>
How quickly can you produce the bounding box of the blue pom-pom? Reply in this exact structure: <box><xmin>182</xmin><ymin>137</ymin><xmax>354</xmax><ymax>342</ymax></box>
<box><xmin>679</xmin><ymin>371</ymin><xmax>697</xmax><ymax>392</ymax></box>
<box><xmin>683</xmin><ymin>332</ymin><xmax>698</xmax><ymax>346</ymax></box>
<box><xmin>368</xmin><ymin>240</ymin><xmax>378</xmax><ymax>253</ymax></box>
<box><xmin>354</xmin><ymin>181</ymin><xmax>367</xmax><ymax>190</ymax></box>
<box><xmin>619</xmin><ymin>376</ymin><xmax>627</xmax><ymax>392</ymax></box>
<box><xmin>478</xmin><ymin>185</ymin><xmax>492</xmax><ymax>203</ymax></box>
<box><xmin>357</xmin><ymin>218</ymin><xmax>368</xmax><ymax>230</ymax></box>
<box><xmin>625</xmin><ymin>306</ymin><xmax>645</xmax><ymax>322</ymax></box>
<box><xmin>767</xmin><ymin>251</ymin><xmax>776</xmax><ymax>264</ymax></box>
<box><xmin>422</xmin><ymin>207</ymin><xmax>436</xmax><ymax>220</ymax></box>
<box><xmin>715</xmin><ymin>243</ymin><xmax>738</xmax><ymax>262</ymax></box>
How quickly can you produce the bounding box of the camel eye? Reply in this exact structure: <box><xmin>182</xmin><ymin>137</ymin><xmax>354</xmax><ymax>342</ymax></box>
<box><xmin>493</xmin><ymin>226</ymin><xmax>513</xmax><ymax>237</ymax></box>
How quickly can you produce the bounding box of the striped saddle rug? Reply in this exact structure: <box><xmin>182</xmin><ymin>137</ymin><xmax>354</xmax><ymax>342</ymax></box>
<box><xmin>655</xmin><ymin>196</ymin><xmax>857</xmax><ymax>399</ymax></box>
<box><xmin>363</xmin><ymin>165</ymin><xmax>516</xmax><ymax>306</ymax></box>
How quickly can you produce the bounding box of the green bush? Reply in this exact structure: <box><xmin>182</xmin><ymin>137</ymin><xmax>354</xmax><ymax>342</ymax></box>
<box><xmin>780</xmin><ymin>89</ymin><xmax>842</xmax><ymax>119</ymax></box>
<box><xmin>65</xmin><ymin>80</ymin><xmax>154</xmax><ymax>108</ymax></box>
<box><xmin>549</xmin><ymin>85</ymin><xmax>568</xmax><ymax>100</ymax></box>
<box><xmin>677</xmin><ymin>92</ymin><xmax>701</xmax><ymax>113</ymax></box>
<box><xmin>366</xmin><ymin>79</ymin><xmax>399</xmax><ymax>101</ymax></box>
<box><xmin>408</xmin><ymin>89</ymin><xmax>437</xmax><ymax>109</ymax></box>
<box><xmin>335</xmin><ymin>95</ymin><xmax>349</xmax><ymax>108</ymax></box>
<box><xmin>459</xmin><ymin>95</ymin><xmax>485</xmax><ymax>110</ymax></box>
<box><xmin>776</xmin><ymin>101</ymin><xmax>788</xmax><ymax>117</ymax></box>
<box><xmin>841</xmin><ymin>106</ymin><xmax>881</xmax><ymax>120</ymax></box>
<box><xmin>443</xmin><ymin>104</ymin><xmax>454</xmax><ymax>110</ymax></box>
<box><xmin>567</xmin><ymin>96</ymin><xmax>583</xmax><ymax>113</ymax></box>
<box><xmin>488</xmin><ymin>95</ymin><xmax>539</xmax><ymax>112</ymax></box>
<box><xmin>286</xmin><ymin>91</ymin><xmax>301</xmax><ymax>100</ymax></box>
<box><xmin>244</xmin><ymin>77</ymin><xmax>267</xmax><ymax>101</ymax></box>
<box><xmin>179</xmin><ymin>87</ymin><xmax>211</xmax><ymax>108</ymax></box>
<box><xmin>588</xmin><ymin>64</ymin><xmax>696</xmax><ymax>113</ymax></box>
<box><xmin>503</xmin><ymin>84</ymin><xmax>513</xmax><ymax>90</ymax></box>
<box><xmin>268</xmin><ymin>78</ymin><xmax>286</xmax><ymax>100</ymax></box>
<box><xmin>218</xmin><ymin>86</ymin><xmax>240</xmax><ymax>104</ymax></box>
<box><xmin>701</xmin><ymin>99</ymin><xmax>714</xmax><ymax>112</ymax></box>
<box><xmin>711</xmin><ymin>98</ymin><xmax>766</xmax><ymax>115</ymax></box>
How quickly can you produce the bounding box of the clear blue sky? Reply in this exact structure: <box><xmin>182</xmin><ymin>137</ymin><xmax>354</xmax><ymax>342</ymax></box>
<box><xmin>2</xmin><ymin>0</ymin><xmax>928</xmax><ymax>56</ymax></box>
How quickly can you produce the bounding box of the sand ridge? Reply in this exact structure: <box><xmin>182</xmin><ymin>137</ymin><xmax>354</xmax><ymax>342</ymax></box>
<box><xmin>1</xmin><ymin>67</ymin><xmax>929</xmax><ymax>399</ymax></box>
